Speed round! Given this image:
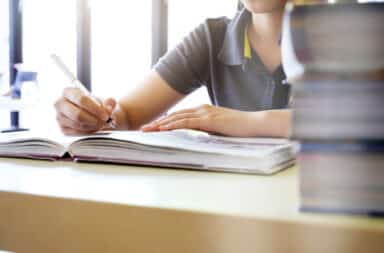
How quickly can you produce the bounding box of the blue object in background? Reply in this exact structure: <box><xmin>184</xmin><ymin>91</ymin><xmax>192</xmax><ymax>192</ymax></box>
<box><xmin>8</xmin><ymin>0</ymin><xmax>24</xmax><ymax>132</ymax></box>
<box><xmin>1</xmin><ymin>69</ymin><xmax>38</xmax><ymax>133</ymax></box>
<box><xmin>11</xmin><ymin>70</ymin><xmax>38</xmax><ymax>99</ymax></box>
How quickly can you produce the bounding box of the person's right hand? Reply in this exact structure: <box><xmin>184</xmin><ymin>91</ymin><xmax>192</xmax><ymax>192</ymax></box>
<box><xmin>54</xmin><ymin>87</ymin><xmax>116</xmax><ymax>135</ymax></box>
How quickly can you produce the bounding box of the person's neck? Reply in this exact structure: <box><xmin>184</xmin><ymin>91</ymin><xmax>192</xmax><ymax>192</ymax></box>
<box><xmin>249</xmin><ymin>10</ymin><xmax>284</xmax><ymax>45</ymax></box>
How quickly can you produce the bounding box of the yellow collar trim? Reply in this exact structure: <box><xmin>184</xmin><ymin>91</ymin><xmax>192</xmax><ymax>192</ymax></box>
<box><xmin>244</xmin><ymin>26</ymin><xmax>252</xmax><ymax>59</ymax></box>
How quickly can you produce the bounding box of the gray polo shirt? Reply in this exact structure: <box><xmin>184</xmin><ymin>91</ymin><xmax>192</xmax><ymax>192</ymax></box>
<box><xmin>154</xmin><ymin>9</ymin><xmax>290</xmax><ymax>111</ymax></box>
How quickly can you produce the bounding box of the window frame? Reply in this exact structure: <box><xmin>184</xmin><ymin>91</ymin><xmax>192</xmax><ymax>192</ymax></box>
<box><xmin>9</xmin><ymin>0</ymin><xmax>23</xmax><ymax>129</ymax></box>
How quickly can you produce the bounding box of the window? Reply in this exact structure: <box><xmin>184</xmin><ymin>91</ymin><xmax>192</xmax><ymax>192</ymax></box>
<box><xmin>4</xmin><ymin>1</ymin><xmax>238</xmax><ymax>130</ymax></box>
<box><xmin>91</xmin><ymin>0</ymin><xmax>152</xmax><ymax>99</ymax></box>
<box><xmin>23</xmin><ymin>0</ymin><xmax>77</xmax><ymax>88</ymax></box>
<box><xmin>21</xmin><ymin>0</ymin><xmax>77</xmax><ymax>131</ymax></box>
<box><xmin>0</xmin><ymin>0</ymin><xmax>9</xmax><ymax>91</ymax></box>
<box><xmin>0</xmin><ymin>0</ymin><xmax>9</xmax><ymax>129</ymax></box>
<box><xmin>167</xmin><ymin>0</ymin><xmax>237</xmax><ymax>111</ymax></box>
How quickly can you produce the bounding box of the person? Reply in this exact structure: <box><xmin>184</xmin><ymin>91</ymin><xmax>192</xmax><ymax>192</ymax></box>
<box><xmin>54</xmin><ymin>0</ymin><xmax>291</xmax><ymax>137</ymax></box>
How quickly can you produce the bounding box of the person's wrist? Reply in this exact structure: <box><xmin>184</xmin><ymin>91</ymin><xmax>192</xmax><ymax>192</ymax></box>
<box><xmin>244</xmin><ymin>110</ymin><xmax>290</xmax><ymax>138</ymax></box>
<box><xmin>237</xmin><ymin>111</ymin><xmax>267</xmax><ymax>137</ymax></box>
<box><xmin>261</xmin><ymin>110</ymin><xmax>292</xmax><ymax>138</ymax></box>
<box><xmin>112</xmin><ymin>104</ymin><xmax>130</xmax><ymax>130</ymax></box>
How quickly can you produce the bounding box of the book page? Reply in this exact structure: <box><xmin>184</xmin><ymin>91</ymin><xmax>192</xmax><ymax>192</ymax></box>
<box><xmin>78</xmin><ymin>130</ymin><xmax>293</xmax><ymax>157</ymax></box>
<box><xmin>0</xmin><ymin>129</ymin><xmax>82</xmax><ymax>146</ymax></box>
<box><xmin>0</xmin><ymin>130</ymin><xmax>98</xmax><ymax>158</ymax></box>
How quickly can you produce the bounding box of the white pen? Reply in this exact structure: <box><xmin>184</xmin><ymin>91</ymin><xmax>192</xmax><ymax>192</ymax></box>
<box><xmin>51</xmin><ymin>54</ymin><xmax>116</xmax><ymax>129</ymax></box>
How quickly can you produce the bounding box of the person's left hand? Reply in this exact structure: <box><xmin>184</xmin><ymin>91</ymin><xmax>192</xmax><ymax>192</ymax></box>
<box><xmin>141</xmin><ymin>104</ymin><xmax>257</xmax><ymax>137</ymax></box>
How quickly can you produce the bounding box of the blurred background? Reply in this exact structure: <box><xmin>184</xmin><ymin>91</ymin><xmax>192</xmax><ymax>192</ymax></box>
<box><xmin>1</xmin><ymin>0</ymin><xmax>382</xmax><ymax>133</ymax></box>
<box><xmin>0</xmin><ymin>0</ymin><xmax>237</xmax><ymax>132</ymax></box>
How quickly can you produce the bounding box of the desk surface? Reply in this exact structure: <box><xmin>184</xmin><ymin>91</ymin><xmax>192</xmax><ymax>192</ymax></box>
<box><xmin>0</xmin><ymin>158</ymin><xmax>383</xmax><ymax>253</ymax></box>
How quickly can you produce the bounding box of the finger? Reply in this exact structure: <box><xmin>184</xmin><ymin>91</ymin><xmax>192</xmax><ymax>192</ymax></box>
<box><xmin>56</xmin><ymin>98</ymin><xmax>104</xmax><ymax>126</ymax></box>
<box><xmin>152</xmin><ymin>104</ymin><xmax>213</xmax><ymax>127</ymax></box>
<box><xmin>60</xmin><ymin>126</ymin><xmax>95</xmax><ymax>136</ymax></box>
<box><xmin>141</xmin><ymin>113</ymin><xmax>196</xmax><ymax>131</ymax></box>
<box><xmin>158</xmin><ymin>118</ymin><xmax>202</xmax><ymax>131</ymax></box>
<box><xmin>141</xmin><ymin>122</ymin><xmax>162</xmax><ymax>132</ymax></box>
<box><xmin>141</xmin><ymin>105</ymin><xmax>210</xmax><ymax>132</ymax></box>
<box><xmin>141</xmin><ymin>126</ymin><xmax>161</xmax><ymax>132</ymax></box>
<box><xmin>56</xmin><ymin>113</ymin><xmax>100</xmax><ymax>131</ymax></box>
<box><xmin>103</xmin><ymin>98</ymin><xmax>117</xmax><ymax>114</ymax></box>
<box><xmin>141</xmin><ymin>110</ymin><xmax>202</xmax><ymax>132</ymax></box>
<box><xmin>154</xmin><ymin>113</ymin><xmax>199</xmax><ymax>128</ymax></box>
<box><xmin>144</xmin><ymin>109</ymin><xmax>199</xmax><ymax>127</ymax></box>
<box><xmin>56</xmin><ymin>113</ymin><xmax>83</xmax><ymax>130</ymax></box>
<box><xmin>63</xmin><ymin>87</ymin><xmax>109</xmax><ymax>121</ymax></box>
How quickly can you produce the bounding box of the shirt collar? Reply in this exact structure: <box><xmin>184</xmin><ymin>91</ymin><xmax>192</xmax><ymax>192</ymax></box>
<box><xmin>218</xmin><ymin>8</ymin><xmax>252</xmax><ymax>66</ymax></box>
<box><xmin>244</xmin><ymin>25</ymin><xmax>252</xmax><ymax>60</ymax></box>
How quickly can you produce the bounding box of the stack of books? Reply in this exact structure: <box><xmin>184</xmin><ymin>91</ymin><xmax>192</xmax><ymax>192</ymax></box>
<box><xmin>285</xmin><ymin>2</ymin><xmax>384</xmax><ymax>215</ymax></box>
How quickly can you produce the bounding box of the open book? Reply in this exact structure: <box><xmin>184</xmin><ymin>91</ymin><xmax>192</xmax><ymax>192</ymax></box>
<box><xmin>0</xmin><ymin>129</ymin><xmax>296</xmax><ymax>174</ymax></box>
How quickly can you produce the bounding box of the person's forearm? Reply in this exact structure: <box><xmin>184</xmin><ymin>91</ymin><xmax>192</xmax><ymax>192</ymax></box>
<box><xmin>110</xmin><ymin>71</ymin><xmax>185</xmax><ymax>131</ymax></box>
<box><xmin>247</xmin><ymin>109</ymin><xmax>292</xmax><ymax>138</ymax></box>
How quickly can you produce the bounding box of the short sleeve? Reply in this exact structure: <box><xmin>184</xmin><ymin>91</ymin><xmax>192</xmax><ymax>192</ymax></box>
<box><xmin>154</xmin><ymin>22</ymin><xmax>210</xmax><ymax>95</ymax></box>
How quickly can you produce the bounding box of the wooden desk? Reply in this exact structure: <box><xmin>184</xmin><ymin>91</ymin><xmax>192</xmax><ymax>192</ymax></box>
<box><xmin>0</xmin><ymin>158</ymin><xmax>383</xmax><ymax>253</ymax></box>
